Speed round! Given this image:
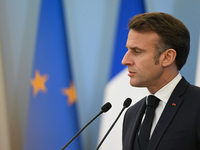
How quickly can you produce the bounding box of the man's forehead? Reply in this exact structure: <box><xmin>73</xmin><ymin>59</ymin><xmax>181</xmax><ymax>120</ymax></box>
<box><xmin>126</xmin><ymin>29</ymin><xmax>160</xmax><ymax>46</ymax></box>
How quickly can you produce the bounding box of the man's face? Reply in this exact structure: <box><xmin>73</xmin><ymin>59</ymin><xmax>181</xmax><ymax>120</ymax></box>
<box><xmin>122</xmin><ymin>29</ymin><xmax>164</xmax><ymax>91</ymax></box>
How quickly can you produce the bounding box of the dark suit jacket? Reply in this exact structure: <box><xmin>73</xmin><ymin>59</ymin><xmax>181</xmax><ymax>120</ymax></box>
<box><xmin>123</xmin><ymin>77</ymin><xmax>200</xmax><ymax>150</ymax></box>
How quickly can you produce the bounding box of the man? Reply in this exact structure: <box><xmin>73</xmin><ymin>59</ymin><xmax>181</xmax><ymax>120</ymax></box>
<box><xmin>122</xmin><ymin>12</ymin><xmax>200</xmax><ymax>150</ymax></box>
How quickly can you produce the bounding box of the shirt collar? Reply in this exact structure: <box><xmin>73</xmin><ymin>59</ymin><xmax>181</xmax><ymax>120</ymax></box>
<box><xmin>147</xmin><ymin>73</ymin><xmax>182</xmax><ymax>103</ymax></box>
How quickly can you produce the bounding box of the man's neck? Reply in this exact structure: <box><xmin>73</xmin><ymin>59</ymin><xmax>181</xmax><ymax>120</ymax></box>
<box><xmin>147</xmin><ymin>70</ymin><xmax>179</xmax><ymax>94</ymax></box>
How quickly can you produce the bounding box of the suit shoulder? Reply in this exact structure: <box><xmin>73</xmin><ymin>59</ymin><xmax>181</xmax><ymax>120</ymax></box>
<box><xmin>188</xmin><ymin>84</ymin><xmax>200</xmax><ymax>93</ymax></box>
<box><xmin>183</xmin><ymin>83</ymin><xmax>200</xmax><ymax>99</ymax></box>
<box><xmin>176</xmin><ymin>77</ymin><xmax>200</xmax><ymax>97</ymax></box>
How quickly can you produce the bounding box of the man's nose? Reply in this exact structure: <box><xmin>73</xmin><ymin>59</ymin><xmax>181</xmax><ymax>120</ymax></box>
<box><xmin>122</xmin><ymin>51</ymin><xmax>131</xmax><ymax>66</ymax></box>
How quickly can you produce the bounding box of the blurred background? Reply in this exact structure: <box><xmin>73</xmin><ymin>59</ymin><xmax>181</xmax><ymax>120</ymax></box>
<box><xmin>0</xmin><ymin>0</ymin><xmax>200</xmax><ymax>150</ymax></box>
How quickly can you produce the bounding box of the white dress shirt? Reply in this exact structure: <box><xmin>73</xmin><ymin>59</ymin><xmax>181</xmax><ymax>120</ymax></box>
<box><xmin>145</xmin><ymin>73</ymin><xmax>182</xmax><ymax>138</ymax></box>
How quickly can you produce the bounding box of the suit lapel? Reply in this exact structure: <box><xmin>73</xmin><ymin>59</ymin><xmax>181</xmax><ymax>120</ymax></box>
<box><xmin>129</xmin><ymin>98</ymin><xmax>146</xmax><ymax>149</ymax></box>
<box><xmin>147</xmin><ymin>77</ymin><xmax>189</xmax><ymax>150</ymax></box>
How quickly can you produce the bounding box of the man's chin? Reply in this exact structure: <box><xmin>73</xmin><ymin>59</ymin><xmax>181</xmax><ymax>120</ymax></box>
<box><xmin>129</xmin><ymin>81</ymin><xmax>145</xmax><ymax>88</ymax></box>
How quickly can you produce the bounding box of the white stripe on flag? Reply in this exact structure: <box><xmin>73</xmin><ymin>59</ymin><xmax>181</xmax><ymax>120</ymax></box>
<box><xmin>195</xmin><ymin>32</ymin><xmax>200</xmax><ymax>87</ymax></box>
<box><xmin>98</xmin><ymin>67</ymin><xmax>146</xmax><ymax>150</ymax></box>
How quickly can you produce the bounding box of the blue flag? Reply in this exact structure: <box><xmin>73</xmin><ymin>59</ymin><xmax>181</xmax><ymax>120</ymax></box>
<box><xmin>24</xmin><ymin>0</ymin><xmax>82</xmax><ymax>150</ymax></box>
<box><xmin>98</xmin><ymin>0</ymin><xmax>145</xmax><ymax>149</ymax></box>
<box><xmin>110</xmin><ymin>0</ymin><xmax>145</xmax><ymax>79</ymax></box>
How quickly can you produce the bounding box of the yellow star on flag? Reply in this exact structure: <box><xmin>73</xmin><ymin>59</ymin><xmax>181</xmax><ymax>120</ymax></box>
<box><xmin>31</xmin><ymin>69</ymin><xmax>49</xmax><ymax>97</ymax></box>
<box><xmin>62</xmin><ymin>82</ymin><xmax>77</xmax><ymax>105</ymax></box>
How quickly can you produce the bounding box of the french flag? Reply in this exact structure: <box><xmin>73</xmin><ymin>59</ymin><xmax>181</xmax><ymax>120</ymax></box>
<box><xmin>97</xmin><ymin>0</ymin><xmax>146</xmax><ymax>149</ymax></box>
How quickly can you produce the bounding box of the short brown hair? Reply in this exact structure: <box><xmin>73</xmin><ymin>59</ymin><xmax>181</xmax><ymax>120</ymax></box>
<box><xmin>128</xmin><ymin>12</ymin><xmax>190</xmax><ymax>70</ymax></box>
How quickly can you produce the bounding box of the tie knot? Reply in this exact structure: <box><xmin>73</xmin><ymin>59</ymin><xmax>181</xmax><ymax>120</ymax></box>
<box><xmin>147</xmin><ymin>95</ymin><xmax>160</xmax><ymax>108</ymax></box>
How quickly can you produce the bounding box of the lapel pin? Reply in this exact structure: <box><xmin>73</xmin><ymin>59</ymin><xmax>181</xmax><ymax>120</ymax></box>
<box><xmin>172</xmin><ymin>103</ymin><xmax>176</xmax><ymax>106</ymax></box>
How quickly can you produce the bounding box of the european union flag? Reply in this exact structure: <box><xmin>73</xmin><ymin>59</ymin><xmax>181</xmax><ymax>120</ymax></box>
<box><xmin>24</xmin><ymin>0</ymin><xmax>82</xmax><ymax>150</ymax></box>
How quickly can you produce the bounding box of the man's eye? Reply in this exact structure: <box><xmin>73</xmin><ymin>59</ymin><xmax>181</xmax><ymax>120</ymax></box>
<box><xmin>134</xmin><ymin>50</ymin><xmax>140</xmax><ymax>54</ymax></box>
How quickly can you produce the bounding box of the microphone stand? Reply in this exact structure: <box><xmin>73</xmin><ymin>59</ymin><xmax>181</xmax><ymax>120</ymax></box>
<box><xmin>61</xmin><ymin>111</ymin><xmax>103</xmax><ymax>150</ymax></box>
<box><xmin>95</xmin><ymin>107</ymin><xmax>125</xmax><ymax>150</ymax></box>
<box><xmin>61</xmin><ymin>102</ymin><xmax>111</xmax><ymax>150</ymax></box>
<box><xmin>95</xmin><ymin>98</ymin><xmax>131</xmax><ymax>150</ymax></box>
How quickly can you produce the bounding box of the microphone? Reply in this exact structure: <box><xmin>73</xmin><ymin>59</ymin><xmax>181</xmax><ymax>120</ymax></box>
<box><xmin>61</xmin><ymin>102</ymin><xmax>112</xmax><ymax>150</ymax></box>
<box><xmin>95</xmin><ymin>98</ymin><xmax>132</xmax><ymax>150</ymax></box>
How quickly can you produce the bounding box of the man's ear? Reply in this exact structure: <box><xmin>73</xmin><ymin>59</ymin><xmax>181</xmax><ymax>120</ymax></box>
<box><xmin>161</xmin><ymin>49</ymin><xmax>176</xmax><ymax>67</ymax></box>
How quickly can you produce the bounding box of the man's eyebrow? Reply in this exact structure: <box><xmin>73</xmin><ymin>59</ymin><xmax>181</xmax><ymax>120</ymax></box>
<box><xmin>125</xmin><ymin>46</ymin><xmax>144</xmax><ymax>51</ymax></box>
